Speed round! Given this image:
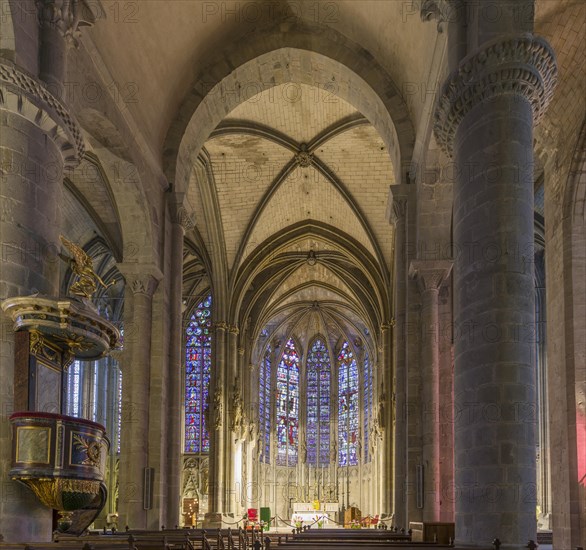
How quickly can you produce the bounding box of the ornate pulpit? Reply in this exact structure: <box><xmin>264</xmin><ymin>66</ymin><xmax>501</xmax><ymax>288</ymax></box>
<box><xmin>1</xmin><ymin>237</ymin><xmax>121</xmax><ymax>535</ymax></box>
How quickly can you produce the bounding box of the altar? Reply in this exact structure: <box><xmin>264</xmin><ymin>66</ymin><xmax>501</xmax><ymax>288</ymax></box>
<box><xmin>292</xmin><ymin>502</ymin><xmax>339</xmax><ymax>526</ymax></box>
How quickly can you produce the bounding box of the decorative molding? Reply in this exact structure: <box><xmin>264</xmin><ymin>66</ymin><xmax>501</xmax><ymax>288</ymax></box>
<box><xmin>0</xmin><ymin>60</ymin><xmax>85</xmax><ymax>166</ymax></box>
<box><xmin>237</xmin><ymin>347</ymin><xmax>245</xmax><ymax>356</ymax></box>
<box><xmin>228</xmin><ymin>325</ymin><xmax>239</xmax><ymax>335</ymax></box>
<box><xmin>434</xmin><ymin>34</ymin><xmax>558</xmax><ymax>156</ymax></box>
<box><xmin>214</xmin><ymin>321</ymin><xmax>228</xmax><ymax>332</ymax></box>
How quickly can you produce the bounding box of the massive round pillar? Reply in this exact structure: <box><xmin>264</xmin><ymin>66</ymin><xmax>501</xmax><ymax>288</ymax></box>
<box><xmin>0</xmin><ymin>60</ymin><xmax>84</xmax><ymax>541</ymax></box>
<box><xmin>434</xmin><ymin>34</ymin><xmax>557</xmax><ymax>547</ymax></box>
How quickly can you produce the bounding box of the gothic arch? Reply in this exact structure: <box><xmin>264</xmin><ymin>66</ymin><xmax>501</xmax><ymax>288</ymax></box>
<box><xmin>164</xmin><ymin>21</ymin><xmax>415</xmax><ymax>194</ymax></box>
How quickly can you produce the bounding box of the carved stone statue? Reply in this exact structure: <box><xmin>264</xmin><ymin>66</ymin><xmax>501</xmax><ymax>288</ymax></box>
<box><xmin>211</xmin><ymin>384</ymin><xmax>223</xmax><ymax>430</ymax></box>
<box><xmin>378</xmin><ymin>383</ymin><xmax>387</xmax><ymax>430</ymax></box>
<box><xmin>300</xmin><ymin>439</ymin><xmax>307</xmax><ymax>463</ymax></box>
<box><xmin>330</xmin><ymin>440</ymin><xmax>337</xmax><ymax>463</ymax></box>
<box><xmin>230</xmin><ymin>378</ymin><xmax>243</xmax><ymax>434</ymax></box>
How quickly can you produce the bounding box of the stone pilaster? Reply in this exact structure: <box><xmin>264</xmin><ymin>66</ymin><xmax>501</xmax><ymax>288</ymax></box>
<box><xmin>225</xmin><ymin>324</ymin><xmax>240</xmax><ymax>514</ymax></box>
<box><xmin>165</xmin><ymin>199</ymin><xmax>192</xmax><ymax>528</ymax></box>
<box><xmin>205</xmin><ymin>321</ymin><xmax>227</xmax><ymax>525</ymax></box>
<box><xmin>379</xmin><ymin>320</ymin><xmax>393</xmax><ymax>516</ymax></box>
<box><xmin>117</xmin><ymin>266</ymin><xmax>161</xmax><ymax>530</ymax></box>
<box><xmin>388</xmin><ymin>184</ymin><xmax>409</xmax><ymax>528</ymax></box>
<box><xmin>409</xmin><ymin>260</ymin><xmax>452</xmax><ymax>523</ymax></box>
<box><xmin>0</xmin><ymin>59</ymin><xmax>84</xmax><ymax>542</ymax></box>
<box><xmin>433</xmin><ymin>24</ymin><xmax>557</xmax><ymax>548</ymax></box>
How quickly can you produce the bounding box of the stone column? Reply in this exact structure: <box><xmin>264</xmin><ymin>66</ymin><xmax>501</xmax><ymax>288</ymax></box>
<box><xmin>205</xmin><ymin>321</ymin><xmax>227</xmax><ymax>526</ymax></box>
<box><xmin>224</xmin><ymin>324</ymin><xmax>240</xmax><ymax>514</ymax></box>
<box><xmin>0</xmin><ymin>60</ymin><xmax>84</xmax><ymax>541</ymax></box>
<box><xmin>379</xmin><ymin>320</ymin><xmax>393</xmax><ymax>516</ymax></box>
<box><xmin>534</xmin><ymin>250</ymin><xmax>550</xmax><ymax>529</ymax></box>
<box><xmin>117</xmin><ymin>267</ymin><xmax>161</xmax><ymax>529</ymax></box>
<box><xmin>165</xmin><ymin>203</ymin><xmax>192</xmax><ymax>528</ymax></box>
<box><xmin>389</xmin><ymin>185</ymin><xmax>409</xmax><ymax>528</ymax></box>
<box><xmin>432</xmin><ymin>15</ymin><xmax>557</xmax><ymax>548</ymax></box>
<box><xmin>409</xmin><ymin>260</ymin><xmax>452</xmax><ymax>522</ymax></box>
<box><xmin>36</xmin><ymin>0</ymin><xmax>96</xmax><ymax>98</ymax></box>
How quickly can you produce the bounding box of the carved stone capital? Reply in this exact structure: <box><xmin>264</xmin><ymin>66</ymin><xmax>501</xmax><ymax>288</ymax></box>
<box><xmin>381</xmin><ymin>320</ymin><xmax>395</xmax><ymax>331</ymax></box>
<box><xmin>409</xmin><ymin>260</ymin><xmax>453</xmax><ymax>293</ymax></box>
<box><xmin>214</xmin><ymin>321</ymin><xmax>228</xmax><ymax>332</ymax></box>
<box><xmin>36</xmin><ymin>0</ymin><xmax>97</xmax><ymax>47</ymax></box>
<box><xmin>228</xmin><ymin>325</ymin><xmax>240</xmax><ymax>335</ymax></box>
<box><xmin>118</xmin><ymin>263</ymin><xmax>163</xmax><ymax>298</ymax></box>
<box><xmin>0</xmin><ymin>60</ymin><xmax>85</xmax><ymax>166</ymax></box>
<box><xmin>434</xmin><ymin>34</ymin><xmax>557</xmax><ymax>156</ymax></box>
<box><xmin>130</xmin><ymin>276</ymin><xmax>159</xmax><ymax>297</ymax></box>
<box><xmin>237</xmin><ymin>347</ymin><xmax>245</xmax><ymax>356</ymax></box>
<box><xmin>387</xmin><ymin>184</ymin><xmax>409</xmax><ymax>225</ymax></box>
<box><xmin>177</xmin><ymin>206</ymin><xmax>195</xmax><ymax>232</ymax></box>
<box><xmin>420</xmin><ymin>0</ymin><xmax>458</xmax><ymax>24</ymax></box>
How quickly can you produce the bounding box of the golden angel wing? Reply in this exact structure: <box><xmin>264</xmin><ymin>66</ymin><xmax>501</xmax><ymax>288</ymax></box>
<box><xmin>60</xmin><ymin>235</ymin><xmax>93</xmax><ymax>270</ymax></box>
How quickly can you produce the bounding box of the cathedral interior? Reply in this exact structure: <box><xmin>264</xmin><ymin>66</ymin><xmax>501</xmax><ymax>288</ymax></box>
<box><xmin>0</xmin><ymin>1</ymin><xmax>584</xmax><ymax>549</ymax></box>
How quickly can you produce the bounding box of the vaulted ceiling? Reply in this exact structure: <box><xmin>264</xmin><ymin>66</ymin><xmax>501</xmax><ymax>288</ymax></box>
<box><xmin>185</xmin><ymin>81</ymin><xmax>394</xmax><ymax>357</ymax></box>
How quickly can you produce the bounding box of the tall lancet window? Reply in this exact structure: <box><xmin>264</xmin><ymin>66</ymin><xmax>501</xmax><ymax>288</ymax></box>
<box><xmin>259</xmin><ymin>345</ymin><xmax>272</xmax><ymax>463</ymax></box>
<box><xmin>363</xmin><ymin>351</ymin><xmax>372</xmax><ymax>463</ymax></box>
<box><xmin>306</xmin><ymin>337</ymin><xmax>331</xmax><ymax>465</ymax></box>
<box><xmin>276</xmin><ymin>338</ymin><xmax>300</xmax><ymax>466</ymax></box>
<box><xmin>184</xmin><ymin>295</ymin><xmax>212</xmax><ymax>453</ymax></box>
<box><xmin>338</xmin><ymin>341</ymin><xmax>359</xmax><ymax>466</ymax></box>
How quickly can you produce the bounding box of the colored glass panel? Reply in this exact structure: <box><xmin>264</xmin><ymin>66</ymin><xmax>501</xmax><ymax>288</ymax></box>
<box><xmin>276</xmin><ymin>338</ymin><xmax>299</xmax><ymax>466</ymax></box>
<box><xmin>364</xmin><ymin>352</ymin><xmax>372</xmax><ymax>463</ymax></box>
<box><xmin>306</xmin><ymin>338</ymin><xmax>331</xmax><ymax>465</ymax></box>
<box><xmin>259</xmin><ymin>345</ymin><xmax>272</xmax><ymax>463</ymax></box>
<box><xmin>184</xmin><ymin>295</ymin><xmax>212</xmax><ymax>453</ymax></box>
<box><xmin>338</xmin><ymin>341</ymin><xmax>359</xmax><ymax>466</ymax></box>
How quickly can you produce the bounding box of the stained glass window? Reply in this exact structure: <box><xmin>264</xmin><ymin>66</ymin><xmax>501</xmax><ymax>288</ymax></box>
<box><xmin>259</xmin><ymin>345</ymin><xmax>272</xmax><ymax>463</ymax></box>
<box><xmin>276</xmin><ymin>338</ymin><xmax>299</xmax><ymax>466</ymax></box>
<box><xmin>363</xmin><ymin>351</ymin><xmax>372</xmax><ymax>463</ymax></box>
<box><xmin>338</xmin><ymin>341</ymin><xmax>359</xmax><ymax>466</ymax></box>
<box><xmin>306</xmin><ymin>337</ymin><xmax>331</xmax><ymax>465</ymax></box>
<box><xmin>184</xmin><ymin>295</ymin><xmax>212</xmax><ymax>453</ymax></box>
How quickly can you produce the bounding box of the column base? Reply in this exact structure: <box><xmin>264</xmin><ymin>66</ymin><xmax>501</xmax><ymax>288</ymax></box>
<box><xmin>203</xmin><ymin>512</ymin><xmax>222</xmax><ymax>529</ymax></box>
